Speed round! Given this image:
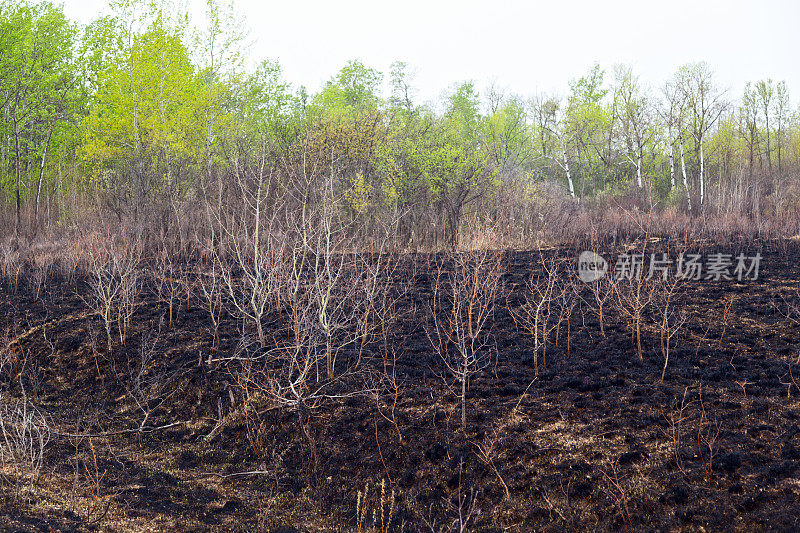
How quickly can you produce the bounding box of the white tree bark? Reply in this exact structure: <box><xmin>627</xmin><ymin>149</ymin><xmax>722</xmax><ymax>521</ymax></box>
<box><xmin>636</xmin><ymin>151</ymin><xmax>643</xmax><ymax>188</ymax></box>
<box><xmin>699</xmin><ymin>139</ymin><xmax>705</xmax><ymax>206</ymax></box>
<box><xmin>669</xmin><ymin>147</ymin><xmax>675</xmax><ymax>190</ymax></box>
<box><xmin>668</xmin><ymin>127</ymin><xmax>676</xmax><ymax>190</ymax></box>
<box><xmin>679</xmin><ymin>135</ymin><xmax>691</xmax><ymax>211</ymax></box>
<box><xmin>562</xmin><ymin>144</ymin><xmax>575</xmax><ymax>198</ymax></box>
<box><xmin>35</xmin><ymin>119</ymin><xmax>56</xmax><ymax>214</ymax></box>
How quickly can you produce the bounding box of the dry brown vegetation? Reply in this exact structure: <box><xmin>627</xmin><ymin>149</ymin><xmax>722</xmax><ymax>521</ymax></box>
<box><xmin>0</xmin><ymin>192</ymin><xmax>800</xmax><ymax>532</ymax></box>
<box><xmin>3</xmin><ymin>1</ymin><xmax>800</xmax><ymax>528</ymax></box>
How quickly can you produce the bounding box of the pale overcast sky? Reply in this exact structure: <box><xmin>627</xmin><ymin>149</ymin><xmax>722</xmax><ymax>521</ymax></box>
<box><xmin>52</xmin><ymin>0</ymin><xmax>800</xmax><ymax>106</ymax></box>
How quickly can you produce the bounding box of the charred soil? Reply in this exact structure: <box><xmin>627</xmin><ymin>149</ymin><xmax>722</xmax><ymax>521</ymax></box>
<box><xmin>1</xmin><ymin>240</ymin><xmax>800</xmax><ymax>531</ymax></box>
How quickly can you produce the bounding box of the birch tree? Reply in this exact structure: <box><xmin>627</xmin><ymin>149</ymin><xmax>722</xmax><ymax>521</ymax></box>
<box><xmin>0</xmin><ymin>1</ymin><xmax>77</xmax><ymax>228</ymax></box>
<box><xmin>195</xmin><ymin>0</ymin><xmax>245</xmax><ymax>183</ymax></box>
<box><xmin>660</xmin><ymin>81</ymin><xmax>682</xmax><ymax>191</ymax></box>
<box><xmin>676</xmin><ymin>63</ymin><xmax>726</xmax><ymax>208</ymax></box>
<box><xmin>533</xmin><ymin>96</ymin><xmax>575</xmax><ymax>198</ymax></box>
<box><xmin>754</xmin><ymin>79</ymin><xmax>774</xmax><ymax>178</ymax></box>
<box><xmin>614</xmin><ymin>66</ymin><xmax>653</xmax><ymax>189</ymax></box>
<box><xmin>81</xmin><ymin>1</ymin><xmax>205</xmax><ymax>216</ymax></box>
<box><xmin>773</xmin><ymin>81</ymin><xmax>789</xmax><ymax>178</ymax></box>
<box><xmin>566</xmin><ymin>64</ymin><xmax>608</xmax><ymax>196</ymax></box>
<box><xmin>741</xmin><ymin>83</ymin><xmax>760</xmax><ymax>181</ymax></box>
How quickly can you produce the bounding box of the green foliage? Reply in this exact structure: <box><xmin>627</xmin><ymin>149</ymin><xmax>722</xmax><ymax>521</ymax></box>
<box><xmin>1</xmin><ymin>0</ymin><xmax>800</xmax><ymax>237</ymax></box>
<box><xmin>314</xmin><ymin>60</ymin><xmax>383</xmax><ymax>117</ymax></box>
<box><xmin>0</xmin><ymin>0</ymin><xmax>80</xmax><ymax>208</ymax></box>
<box><xmin>80</xmin><ymin>1</ymin><xmax>204</xmax><ymax>198</ymax></box>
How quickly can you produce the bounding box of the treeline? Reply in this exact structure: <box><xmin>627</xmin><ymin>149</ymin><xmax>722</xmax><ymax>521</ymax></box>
<box><xmin>2</xmin><ymin>0</ymin><xmax>800</xmax><ymax>246</ymax></box>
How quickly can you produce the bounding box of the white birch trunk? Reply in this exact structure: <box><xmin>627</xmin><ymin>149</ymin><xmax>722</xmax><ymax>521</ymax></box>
<box><xmin>35</xmin><ymin>120</ymin><xmax>56</xmax><ymax>215</ymax></box>
<box><xmin>563</xmin><ymin>146</ymin><xmax>575</xmax><ymax>198</ymax></box>
<box><xmin>668</xmin><ymin>129</ymin><xmax>676</xmax><ymax>190</ymax></box>
<box><xmin>679</xmin><ymin>136</ymin><xmax>691</xmax><ymax>211</ymax></box>
<box><xmin>636</xmin><ymin>151</ymin><xmax>643</xmax><ymax>188</ymax></box>
<box><xmin>699</xmin><ymin>139</ymin><xmax>705</xmax><ymax>206</ymax></box>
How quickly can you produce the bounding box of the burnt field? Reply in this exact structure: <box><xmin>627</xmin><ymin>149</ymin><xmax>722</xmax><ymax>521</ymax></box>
<box><xmin>2</xmin><ymin>239</ymin><xmax>800</xmax><ymax>532</ymax></box>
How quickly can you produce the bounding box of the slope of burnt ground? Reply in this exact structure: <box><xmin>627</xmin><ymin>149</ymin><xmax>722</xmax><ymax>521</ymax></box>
<box><xmin>1</xmin><ymin>239</ymin><xmax>799</xmax><ymax>531</ymax></box>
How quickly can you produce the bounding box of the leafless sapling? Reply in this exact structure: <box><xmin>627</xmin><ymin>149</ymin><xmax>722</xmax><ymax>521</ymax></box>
<box><xmin>428</xmin><ymin>250</ymin><xmax>504</xmax><ymax>430</ymax></box>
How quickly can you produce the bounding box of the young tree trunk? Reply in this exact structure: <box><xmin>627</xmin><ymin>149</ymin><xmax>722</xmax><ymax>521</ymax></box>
<box><xmin>699</xmin><ymin>139</ymin><xmax>705</xmax><ymax>206</ymax></box>
<box><xmin>35</xmin><ymin>120</ymin><xmax>56</xmax><ymax>216</ymax></box>
<box><xmin>679</xmin><ymin>136</ymin><xmax>692</xmax><ymax>211</ymax></box>
<box><xmin>562</xmin><ymin>144</ymin><xmax>575</xmax><ymax>198</ymax></box>
<box><xmin>461</xmin><ymin>366</ymin><xmax>467</xmax><ymax>430</ymax></box>
<box><xmin>13</xmin><ymin>117</ymin><xmax>22</xmax><ymax>232</ymax></box>
<box><xmin>636</xmin><ymin>151</ymin><xmax>643</xmax><ymax>188</ymax></box>
<box><xmin>765</xmin><ymin>112</ymin><xmax>772</xmax><ymax>177</ymax></box>
<box><xmin>669</xmin><ymin>142</ymin><xmax>676</xmax><ymax>190</ymax></box>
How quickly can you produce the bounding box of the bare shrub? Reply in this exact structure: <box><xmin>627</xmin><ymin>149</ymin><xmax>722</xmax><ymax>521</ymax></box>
<box><xmin>364</xmin><ymin>349</ymin><xmax>405</xmax><ymax>447</ymax></box>
<box><xmin>0</xmin><ymin>319</ymin><xmax>50</xmax><ymax>490</ymax></box>
<box><xmin>0</xmin><ymin>320</ymin><xmax>47</xmax><ymax>402</ymax></box>
<box><xmin>609</xmin><ymin>251</ymin><xmax>658</xmax><ymax>360</ymax></box>
<box><xmin>584</xmin><ymin>269</ymin><xmax>614</xmax><ymax>337</ymax></box>
<box><xmin>350</xmin><ymin>251</ymin><xmax>403</xmax><ymax>369</ymax></box>
<box><xmin>207</xmin><ymin>167</ymin><xmax>284</xmax><ymax>349</ymax></box>
<box><xmin>231</xmin><ymin>230</ymin><xmax>397</xmax><ymax>476</ymax></box>
<box><xmin>600</xmin><ymin>458</ymin><xmax>632</xmax><ymax>532</ymax></box>
<box><xmin>152</xmin><ymin>247</ymin><xmax>185</xmax><ymax>328</ymax></box>
<box><xmin>696</xmin><ymin>386</ymin><xmax>721</xmax><ymax>484</ymax></box>
<box><xmin>216</xmin><ymin>233</ymin><xmax>284</xmax><ymax>349</ymax></box>
<box><xmin>30</xmin><ymin>261</ymin><xmax>50</xmax><ymax>300</ymax></box>
<box><xmin>125</xmin><ymin>318</ymin><xmax>184</xmax><ymax>431</ymax></box>
<box><xmin>774</xmin><ymin>287</ymin><xmax>800</xmax><ymax>328</ymax></box>
<box><xmin>473</xmin><ymin>427</ymin><xmax>510</xmax><ymax>500</ymax></box>
<box><xmin>0</xmin><ymin>396</ymin><xmax>51</xmax><ymax>485</ymax></box>
<box><xmin>0</xmin><ymin>242</ymin><xmax>22</xmax><ymax>292</ymax></box>
<box><xmin>27</xmin><ymin>244</ymin><xmax>58</xmax><ymax>300</ymax></box>
<box><xmin>305</xmin><ymin>247</ymin><xmax>388</xmax><ymax>380</ymax></box>
<box><xmin>0</xmin><ymin>323</ymin><xmax>21</xmax><ymax>386</ymax></box>
<box><xmin>238</xmin><ymin>249</ymin><xmax>381</xmax><ymax>412</ymax></box>
<box><xmin>660</xmin><ymin>384</ymin><xmax>722</xmax><ymax>484</ymax></box>
<box><xmin>661</xmin><ymin>386</ymin><xmax>692</xmax><ymax>477</ymax></box>
<box><xmin>422</xmin><ymin>458</ymin><xmax>480</xmax><ymax>532</ymax></box>
<box><xmin>427</xmin><ymin>250</ymin><xmax>504</xmax><ymax>430</ymax></box>
<box><xmin>68</xmin><ymin>428</ymin><xmax>114</xmax><ymax>526</ymax></box>
<box><xmin>57</xmin><ymin>239</ymin><xmax>83</xmax><ymax>284</ymax></box>
<box><xmin>511</xmin><ymin>254</ymin><xmax>571</xmax><ymax>375</ymax></box>
<box><xmin>274</xmin><ymin>199</ymin><xmax>395</xmax><ymax>380</ymax></box>
<box><xmin>651</xmin><ymin>274</ymin><xmax>688</xmax><ymax>382</ymax></box>
<box><xmin>85</xmin><ymin>238</ymin><xmax>142</xmax><ymax>353</ymax></box>
<box><xmin>195</xmin><ymin>260</ymin><xmax>225</xmax><ymax>349</ymax></box>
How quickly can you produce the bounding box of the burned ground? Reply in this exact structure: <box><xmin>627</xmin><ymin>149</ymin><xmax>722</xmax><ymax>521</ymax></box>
<box><xmin>1</xmin><ymin>239</ymin><xmax>800</xmax><ymax>532</ymax></box>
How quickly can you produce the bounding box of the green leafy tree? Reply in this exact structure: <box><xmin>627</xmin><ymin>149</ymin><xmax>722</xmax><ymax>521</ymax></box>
<box><xmin>566</xmin><ymin>64</ymin><xmax>612</xmax><ymax>197</ymax></box>
<box><xmin>0</xmin><ymin>0</ymin><xmax>79</xmax><ymax>227</ymax></box>
<box><xmin>419</xmin><ymin>82</ymin><xmax>496</xmax><ymax>245</ymax></box>
<box><xmin>81</xmin><ymin>1</ymin><xmax>204</xmax><ymax>218</ymax></box>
